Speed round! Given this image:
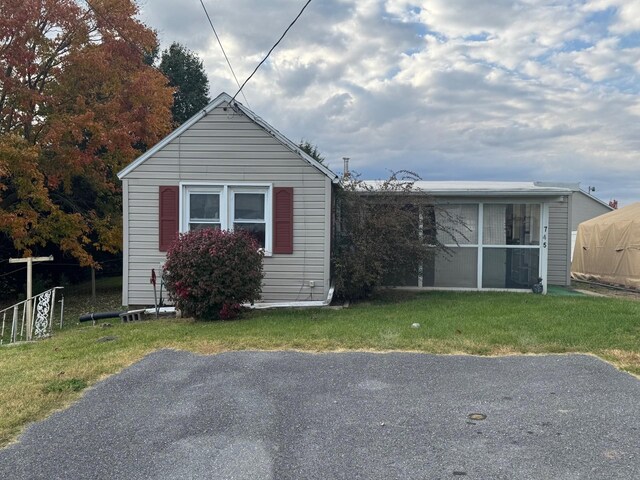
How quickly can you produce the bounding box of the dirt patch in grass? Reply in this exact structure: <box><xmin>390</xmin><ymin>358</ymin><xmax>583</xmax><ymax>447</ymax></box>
<box><xmin>600</xmin><ymin>350</ymin><xmax>640</xmax><ymax>378</ymax></box>
<box><xmin>572</xmin><ymin>280</ymin><xmax>640</xmax><ymax>301</ymax></box>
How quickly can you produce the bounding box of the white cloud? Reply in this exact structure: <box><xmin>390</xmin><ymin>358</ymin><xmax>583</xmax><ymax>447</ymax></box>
<box><xmin>139</xmin><ymin>0</ymin><xmax>640</xmax><ymax>206</ymax></box>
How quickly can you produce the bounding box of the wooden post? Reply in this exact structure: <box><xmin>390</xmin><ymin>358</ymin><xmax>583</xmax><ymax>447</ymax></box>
<box><xmin>9</xmin><ymin>256</ymin><xmax>53</xmax><ymax>340</ymax></box>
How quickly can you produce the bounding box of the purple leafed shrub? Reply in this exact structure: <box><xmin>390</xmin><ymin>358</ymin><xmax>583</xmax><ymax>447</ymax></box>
<box><xmin>163</xmin><ymin>228</ymin><xmax>264</xmax><ymax>320</ymax></box>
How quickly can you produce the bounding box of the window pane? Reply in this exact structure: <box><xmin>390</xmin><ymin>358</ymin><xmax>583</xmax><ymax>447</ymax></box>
<box><xmin>483</xmin><ymin>204</ymin><xmax>540</xmax><ymax>246</ymax></box>
<box><xmin>190</xmin><ymin>194</ymin><xmax>220</xmax><ymax>220</ymax></box>
<box><xmin>234</xmin><ymin>223</ymin><xmax>266</xmax><ymax>248</ymax></box>
<box><xmin>235</xmin><ymin>193</ymin><xmax>265</xmax><ymax>220</ymax></box>
<box><xmin>482</xmin><ymin>248</ymin><xmax>540</xmax><ymax>289</ymax></box>
<box><xmin>423</xmin><ymin>247</ymin><xmax>478</xmax><ymax>288</ymax></box>
<box><xmin>189</xmin><ymin>223</ymin><xmax>221</xmax><ymax>231</ymax></box>
<box><xmin>436</xmin><ymin>204</ymin><xmax>478</xmax><ymax>245</ymax></box>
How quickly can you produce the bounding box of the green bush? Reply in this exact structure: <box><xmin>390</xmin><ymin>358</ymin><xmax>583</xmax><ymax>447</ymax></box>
<box><xmin>333</xmin><ymin>171</ymin><xmax>466</xmax><ymax>299</ymax></box>
<box><xmin>163</xmin><ymin>229</ymin><xmax>264</xmax><ymax>320</ymax></box>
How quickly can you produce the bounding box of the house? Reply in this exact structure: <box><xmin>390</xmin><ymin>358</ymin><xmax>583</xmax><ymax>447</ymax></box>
<box><xmin>118</xmin><ymin>92</ymin><xmax>339</xmax><ymax>307</ymax></box>
<box><xmin>363</xmin><ymin>181</ymin><xmax>610</xmax><ymax>293</ymax></box>
<box><xmin>118</xmin><ymin>93</ymin><xmax>610</xmax><ymax>306</ymax></box>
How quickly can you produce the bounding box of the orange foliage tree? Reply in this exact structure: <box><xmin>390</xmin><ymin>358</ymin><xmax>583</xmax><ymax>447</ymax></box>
<box><xmin>0</xmin><ymin>0</ymin><xmax>173</xmax><ymax>265</ymax></box>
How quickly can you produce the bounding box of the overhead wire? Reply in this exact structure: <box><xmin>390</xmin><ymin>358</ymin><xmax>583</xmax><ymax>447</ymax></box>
<box><xmin>230</xmin><ymin>0</ymin><xmax>313</xmax><ymax>104</ymax></box>
<box><xmin>0</xmin><ymin>266</ymin><xmax>27</xmax><ymax>278</ymax></box>
<box><xmin>198</xmin><ymin>0</ymin><xmax>250</xmax><ymax>107</ymax></box>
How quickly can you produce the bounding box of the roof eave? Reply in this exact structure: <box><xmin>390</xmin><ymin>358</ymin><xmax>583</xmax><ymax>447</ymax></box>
<box><xmin>358</xmin><ymin>189</ymin><xmax>571</xmax><ymax>198</ymax></box>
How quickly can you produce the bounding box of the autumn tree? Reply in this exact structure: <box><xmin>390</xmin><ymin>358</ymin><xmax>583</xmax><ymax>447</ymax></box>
<box><xmin>159</xmin><ymin>42</ymin><xmax>210</xmax><ymax>126</ymax></box>
<box><xmin>0</xmin><ymin>0</ymin><xmax>173</xmax><ymax>265</ymax></box>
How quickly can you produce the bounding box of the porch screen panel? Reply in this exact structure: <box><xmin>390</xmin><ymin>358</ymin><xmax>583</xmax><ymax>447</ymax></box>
<box><xmin>436</xmin><ymin>204</ymin><xmax>478</xmax><ymax>245</ymax></box>
<box><xmin>483</xmin><ymin>204</ymin><xmax>540</xmax><ymax>245</ymax></box>
<box><xmin>429</xmin><ymin>248</ymin><xmax>478</xmax><ymax>288</ymax></box>
<box><xmin>482</xmin><ymin>248</ymin><xmax>540</xmax><ymax>289</ymax></box>
<box><xmin>482</xmin><ymin>204</ymin><xmax>507</xmax><ymax>244</ymax></box>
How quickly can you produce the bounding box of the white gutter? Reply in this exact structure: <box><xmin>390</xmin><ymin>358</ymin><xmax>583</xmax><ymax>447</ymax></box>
<box><xmin>136</xmin><ymin>284</ymin><xmax>336</xmax><ymax>315</ymax></box>
<box><xmin>142</xmin><ymin>306</ymin><xmax>177</xmax><ymax>315</ymax></box>
<box><xmin>249</xmin><ymin>284</ymin><xmax>335</xmax><ymax>309</ymax></box>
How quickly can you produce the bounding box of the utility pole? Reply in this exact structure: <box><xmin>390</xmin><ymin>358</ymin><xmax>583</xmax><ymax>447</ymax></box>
<box><xmin>8</xmin><ymin>255</ymin><xmax>53</xmax><ymax>340</ymax></box>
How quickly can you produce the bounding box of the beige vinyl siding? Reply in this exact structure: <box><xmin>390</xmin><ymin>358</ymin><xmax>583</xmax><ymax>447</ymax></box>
<box><xmin>571</xmin><ymin>192</ymin><xmax>612</xmax><ymax>230</ymax></box>
<box><xmin>548</xmin><ymin>201</ymin><xmax>570</xmax><ymax>286</ymax></box>
<box><xmin>124</xmin><ymin>105</ymin><xmax>330</xmax><ymax>305</ymax></box>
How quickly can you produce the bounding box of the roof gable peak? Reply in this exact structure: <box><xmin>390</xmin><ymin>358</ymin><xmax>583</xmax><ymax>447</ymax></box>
<box><xmin>118</xmin><ymin>92</ymin><xmax>338</xmax><ymax>182</ymax></box>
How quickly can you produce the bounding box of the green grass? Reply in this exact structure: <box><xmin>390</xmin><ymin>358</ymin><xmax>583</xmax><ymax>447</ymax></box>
<box><xmin>0</xmin><ymin>276</ymin><xmax>124</xmax><ymax>344</ymax></box>
<box><xmin>43</xmin><ymin>378</ymin><xmax>88</xmax><ymax>393</ymax></box>
<box><xmin>0</xmin><ymin>289</ymin><xmax>639</xmax><ymax>448</ymax></box>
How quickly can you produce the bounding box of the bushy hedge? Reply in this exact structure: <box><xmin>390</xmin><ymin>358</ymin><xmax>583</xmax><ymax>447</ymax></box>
<box><xmin>163</xmin><ymin>229</ymin><xmax>264</xmax><ymax>320</ymax></box>
<box><xmin>333</xmin><ymin>171</ymin><xmax>467</xmax><ymax>299</ymax></box>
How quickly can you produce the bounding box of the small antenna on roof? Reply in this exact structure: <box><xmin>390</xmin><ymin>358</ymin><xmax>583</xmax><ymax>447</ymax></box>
<box><xmin>588</xmin><ymin>186</ymin><xmax>596</xmax><ymax>195</ymax></box>
<box><xmin>343</xmin><ymin>157</ymin><xmax>350</xmax><ymax>178</ymax></box>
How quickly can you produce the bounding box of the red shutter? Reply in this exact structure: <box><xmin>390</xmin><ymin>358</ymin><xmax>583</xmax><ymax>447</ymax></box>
<box><xmin>159</xmin><ymin>186</ymin><xmax>179</xmax><ymax>252</ymax></box>
<box><xmin>273</xmin><ymin>187</ymin><xmax>293</xmax><ymax>254</ymax></box>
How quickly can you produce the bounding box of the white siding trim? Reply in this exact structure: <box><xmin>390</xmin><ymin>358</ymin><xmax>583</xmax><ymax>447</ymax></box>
<box><xmin>122</xmin><ymin>179</ymin><xmax>129</xmax><ymax>306</ymax></box>
<box><xmin>477</xmin><ymin>202</ymin><xmax>483</xmax><ymax>289</ymax></box>
<box><xmin>567</xmin><ymin>193</ymin><xmax>573</xmax><ymax>285</ymax></box>
<box><xmin>323</xmin><ymin>178</ymin><xmax>332</xmax><ymax>296</ymax></box>
<box><xmin>541</xmin><ymin>203</ymin><xmax>550</xmax><ymax>294</ymax></box>
<box><xmin>393</xmin><ymin>287</ymin><xmax>533</xmax><ymax>293</ymax></box>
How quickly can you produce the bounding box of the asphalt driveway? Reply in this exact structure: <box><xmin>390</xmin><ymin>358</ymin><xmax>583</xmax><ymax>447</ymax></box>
<box><xmin>1</xmin><ymin>350</ymin><xmax>639</xmax><ymax>479</ymax></box>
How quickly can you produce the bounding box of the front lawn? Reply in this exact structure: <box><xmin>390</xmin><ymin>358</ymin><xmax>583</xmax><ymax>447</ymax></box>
<box><xmin>1</xmin><ymin>290</ymin><xmax>638</xmax><ymax>447</ymax></box>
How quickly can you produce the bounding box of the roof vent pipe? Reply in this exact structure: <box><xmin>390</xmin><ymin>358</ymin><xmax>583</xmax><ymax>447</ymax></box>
<box><xmin>343</xmin><ymin>157</ymin><xmax>350</xmax><ymax>178</ymax></box>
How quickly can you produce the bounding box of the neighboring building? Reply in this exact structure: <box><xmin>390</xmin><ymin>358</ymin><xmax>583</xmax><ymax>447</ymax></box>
<box><xmin>118</xmin><ymin>94</ymin><xmax>610</xmax><ymax>306</ymax></box>
<box><xmin>572</xmin><ymin>202</ymin><xmax>640</xmax><ymax>290</ymax></box>
<box><xmin>566</xmin><ymin>188</ymin><xmax>613</xmax><ymax>260</ymax></box>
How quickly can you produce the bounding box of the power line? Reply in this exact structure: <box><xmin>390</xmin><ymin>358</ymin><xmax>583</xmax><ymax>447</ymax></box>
<box><xmin>230</xmin><ymin>0</ymin><xmax>313</xmax><ymax>104</ymax></box>
<box><xmin>198</xmin><ymin>0</ymin><xmax>250</xmax><ymax>107</ymax></box>
<box><xmin>0</xmin><ymin>266</ymin><xmax>27</xmax><ymax>278</ymax></box>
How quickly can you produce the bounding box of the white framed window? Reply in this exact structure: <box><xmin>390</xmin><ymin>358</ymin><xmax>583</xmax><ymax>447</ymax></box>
<box><xmin>181</xmin><ymin>183</ymin><xmax>272</xmax><ymax>254</ymax></box>
<box><xmin>185</xmin><ymin>187</ymin><xmax>224</xmax><ymax>231</ymax></box>
<box><xmin>231</xmin><ymin>189</ymin><xmax>267</xmax><ymax>249</ymax></box>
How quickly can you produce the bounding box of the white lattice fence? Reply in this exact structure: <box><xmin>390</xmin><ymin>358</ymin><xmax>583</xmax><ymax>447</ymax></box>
<box><xmin>0</xmin><ymin>287</ymin><xmax>64</xmax><ymax>344</ymax></box>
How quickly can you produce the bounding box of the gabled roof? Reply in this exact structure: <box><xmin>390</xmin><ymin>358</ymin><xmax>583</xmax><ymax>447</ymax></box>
<box><xmin>118</xmin><ymin>92</ymin><xmax>339</xmax><ymax>182</ymax></box>
<box><xmin>573</xmin><ymin>189</ymin><xmax>614</xmax><ymax>210</ymax></box>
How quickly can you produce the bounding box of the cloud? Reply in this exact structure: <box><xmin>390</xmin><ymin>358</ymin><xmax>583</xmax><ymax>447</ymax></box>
<box><xmin>138</xmin><ymin>0</ymin><xmax>640</xmax><ymax>206</ymax></box>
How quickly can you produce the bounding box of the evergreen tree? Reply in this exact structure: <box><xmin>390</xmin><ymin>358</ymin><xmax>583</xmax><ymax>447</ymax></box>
<box><xmin>159</xmin><ymin>43</ymin><xmax>211</xmax><ymax>125</ymax></box>
<box><xmin>299</xmin><ymin>140</ymin><xmax>325</xmax><ymax>164</ymax></box>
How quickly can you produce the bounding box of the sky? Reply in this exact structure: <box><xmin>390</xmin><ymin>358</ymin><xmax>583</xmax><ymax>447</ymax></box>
<box><xmin>138</xmin><ymin>0</ymin><xmax>640</xmax><ymax>206</ymax></box>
